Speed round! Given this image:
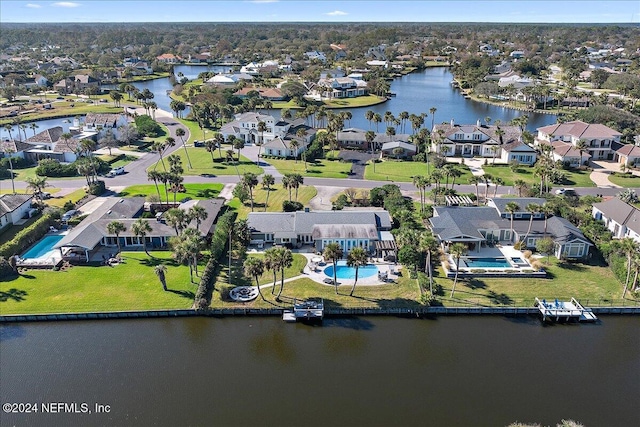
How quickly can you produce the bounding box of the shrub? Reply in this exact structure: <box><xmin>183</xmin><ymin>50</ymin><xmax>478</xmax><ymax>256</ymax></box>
<box><xmin>134</xmin><ymin>115</ymin><xmax>162</xmax><ymax>137</ymax></box>
<box><xmin>514</xmin><ymin>241</ymin><xmax>525</xmax><ymax>250</ymax></box>
<box><xmin>0</xmin><ymin>156</ymin><xmax>32</xmax><ymax>169</ymax></box>
<box><xmin>88</xmin><ymin>180</ymin><xmax>106</xmax><ymax>196</ymax></box>
<box><xmin>194</xmin><ymin>211</ymin><xmax>236</xmax><ymax>306</ymax></box>
<box><xmin>523</xmin><ymin>250</ymin><xmax>533</xmax><ymax>259</ymax></box>
<box><xmin>63</xmin><ymin>200</ymin><xmax>76</xmax><ymax>211</ymax></box>
<box><xmin>530</xmin><ymin>260</ymin><xmax>542</xmax><ymax>271</ymax></box>
<box><xmin>0</xmin><ymin>256</ymin><xmax>17</xmax><ymax>279</ymax></box>
<box><xmin>282</xmin><ymin>200</ymin><xmax>303</xmax><ymax>212</ymax></box>
<box><xmin>0</xmin><ymin>209</ymin><xmax>62</xmax><ymax>258</ymax></box>
<box><xmin>35</xmin><ymin>159</ymin><xmax>77</xmax><ymax>177</ymax></box>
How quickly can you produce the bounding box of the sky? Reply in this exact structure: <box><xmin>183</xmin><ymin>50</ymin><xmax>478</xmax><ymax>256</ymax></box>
<box><xmin>1</xmin><ymin>1</ymin><xmax>639</xmax><ymax>24</ymax></box>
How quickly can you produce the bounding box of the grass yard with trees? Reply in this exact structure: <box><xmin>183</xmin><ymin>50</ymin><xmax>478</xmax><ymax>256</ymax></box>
<box><xmin>228</xmin><ymin>183</ymin><xmax>317</xmax><ymax>219</ymax></box>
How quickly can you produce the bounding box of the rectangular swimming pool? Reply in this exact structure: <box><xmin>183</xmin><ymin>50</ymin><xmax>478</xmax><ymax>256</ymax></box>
<box><xmin>463</xmin><ymin>257</ymin><xmax>511</xmax><ymax>268</ymax></box>
<box><xmin>21</xmin><ymin>235</ymin><xmax>63</xmax><ymax>259</ymax></box>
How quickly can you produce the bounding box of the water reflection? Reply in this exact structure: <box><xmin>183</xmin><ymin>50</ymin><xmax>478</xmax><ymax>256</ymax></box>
<box><xmin>0</xmin><ymin>325</ymin><xmax>26</xmax><ymax>342</ymax></box>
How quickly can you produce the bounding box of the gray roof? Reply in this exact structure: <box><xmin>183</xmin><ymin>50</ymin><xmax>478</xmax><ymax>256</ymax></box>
<box><xmin>593</xmin><ymin>197</ymin><xmax>640</xmax><ymax>236</ymax></box>
<box><xmin>312</xmin><ymin>224</ymin><xmax>378</xmax><ymax>239</ymax></box>
<box><xmin>381</xmin><ymin>141</ymin><xmax>416</xmax><ymax>153</ymax></box>
<box><xmin>489</xmin><ymin>197</ymin><xmax>546</xmax><ymax>215</ymax></box>
<box><xmin>179</xmin><ymin>198</ymin><xmax>225</xmax><ymax>234</ymax></box>
<box><xmin>247</xmin><ymin>210</ymin><xmax>392</xmax><ymax>236</ymax></box>
<box><xmin>0</xmin><ymin>194</ymin><xmax>33</xmax><ymax>216</ymax></box>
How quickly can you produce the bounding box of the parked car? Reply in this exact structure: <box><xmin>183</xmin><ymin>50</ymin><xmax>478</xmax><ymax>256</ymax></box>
<box><xmin>193</xmin><ymin>140</ymin><xmax>204</xmax><ymax>147</ymax></box>
<box><xmin>61</xmin><ymin>210</ymin><xmax>78</xmax><ymax>222</ymax></box>
<box><xmin>555</xmin><ymin>188</ymin><xmax>575</xmax><ymax>195</ymax></box>
<box><xmin>107</xmin><ymin>166</ymin><xmax>125</xmax><ymax>177</ymax></box>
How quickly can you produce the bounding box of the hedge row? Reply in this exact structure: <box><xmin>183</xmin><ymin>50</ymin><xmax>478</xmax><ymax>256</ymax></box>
<box><xmin>0</xmin><ymin>209</ymin><xmax>62</xmax><ymax>258</ymax></box>
<box><xmin>194</xmin><ymin>210</ymin><xmax>236</xmax><ymax>308</ymax></box>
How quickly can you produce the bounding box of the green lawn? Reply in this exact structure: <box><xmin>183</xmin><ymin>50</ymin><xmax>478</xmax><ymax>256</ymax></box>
<box><xmin>608</xmin><ymin>173</ymin><xmax>640</xmax><ymax>188</ymax></box>
<box><xmin>365</xmin><ymin>160</ymin><xmax>472</xmax><ymax>183</ymax></box>
<box><xmin>141</xmin><ymin>122</ymin><xmax>169</xmax><ymax>144</ymax></box>
<box><xmin>428</xmin><ymin>257</ymin><xmax>634</xmax><ymax>307</ymax></box>
<box><xmin>271</xmin><ymin>95</ymin><xmax>386</xmax><ymax>110</ymax></box>
<box><xmin>267</xmin><ymin>158</ymin><xmax>352</xmax><ymax>179</ymax></box>
<box><xmin>176</xmin><ymin>118</ymin><xmax>211</xmax><ymax>144</ymax></box>
<box><xmin>0</xmin><ymin>103</ymin><xmax>123</xmax><ymax>126</ymax></box>
<box><xmin>230</xmin><ymin>184</ymin><xmax>317</xmax><ymax>219</ymax></box>
<box><xmin>149</xmin><ymin>147</ymin><xmax>263</xmax><ymax>176</ymax></box>
<box><xmin>0</xmin><ymin>252</ymin><xmax>200</xmax><ymax>315</ymax></box>
<box><xmin>216</xmin><ymin>253</ymin><xmax>308</xmax><ymax>289</ymax></box>
<box><xmin>211</xmin><ymin>276</ymin><xmax>422</xmax><ymax>309</ymax></box>
<box><xmin>482</xmin><ymin>164</ymin><xmax>595</xmax><ymax>188</ymax></box>
<box><xmin>120</xmin><ymin>183</ymin><xmax>223</xmax><ymax>200</ymax></box>
<box><xmin>46</xmin><ymin>188</ymin><xmax>87</xmax><ymax>208</ymax></box>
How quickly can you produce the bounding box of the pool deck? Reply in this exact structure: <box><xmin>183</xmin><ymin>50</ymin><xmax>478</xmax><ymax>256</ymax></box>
<box><xmin>246</xmin><ymin>249</ymin><xmax>401</xmax><ymax>287</ymax></box>
<box><xmin>17</xmin><ymin>230</ymin><xmax>68</xmax><ymax>268</ymax></box>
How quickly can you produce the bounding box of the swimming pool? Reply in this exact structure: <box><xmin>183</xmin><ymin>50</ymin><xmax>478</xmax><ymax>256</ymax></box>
<box><xmin>324</xmin><ymin>261</ymin><xmax>378</xmax><ymax>280</ymax></box>
<box><xmin>21</xmin><ymin>235</ymin><xmax>63</xmax><ymax>259</ymax></box>
<box><xmin>462</xmin><ymin>257</ymin><xmax>511</xmax><ymax>268</ymax></box>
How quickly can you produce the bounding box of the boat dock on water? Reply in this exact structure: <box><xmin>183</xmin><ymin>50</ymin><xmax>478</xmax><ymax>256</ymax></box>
<box><xmin>534</xmin><ymin>297</ymin><xmax>598</xmax><ymax>322</ymax></box>
<box><xmin>283</xmin><ymin>298</ymin><xmax>324</xmax><ymax>323</ymax></box>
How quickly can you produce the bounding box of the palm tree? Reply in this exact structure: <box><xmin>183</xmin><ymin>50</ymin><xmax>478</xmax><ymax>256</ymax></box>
<box><xmin>575</xmin><ymin>138</ymin><xmax>588</xmax><ymax>167</ymax></box>
<box><xmin>522</xmin><ymin>203</ymin><xmax>541</xmax><ymax>246</ymax></box>
<box><xmin>514</xmin><ymin>179</ymin><xmax>527</xmax><ymax>197</ymax></box>
<box><xmin>493</xmin><ymin>176</ymin><xmax>504</xmax><ymax>197</ymax></box>
<box><xmin>29</xmin><ymin>122</ymin><xmax>39</xmax><ymax>136</ymax></box>
<box><xmin>282</xmin><ymin>174</ymin><xmax>293</xmax><ymax>202</ymax></box>
<box><xmin>489</xmin><ymin>145</ymin><xmax>500</xmax><ymax>164</ymax></box>
<box><xmin>264</xmin><ymin>247</ymin><xmax>279</xmax><ymax>295</ymax></box>
<box><xmin>541</xmin><ymin>204</ymin><xmax>553</xmax><ymax>237</ymax></box>
<box><xmin>290</xmin><ymin>173</ymin><xmax>303</xmax><ymax>201</ymax></box>
<box><xmin>618</xmin><ymin>237</ymin><xmax>638</xmax><ymax>298</ymax></box>
<box><xmin>275</xmin><ymin>247</ymin><xmax>293</xmax><ymax>301</ymax></box>
<box><xmin>152</xmin><ymin>141</ymin><xmax>167</xmax><ymax>172</ymax></box>
<box><xmin>3</xmin><ymin>124</ymin><xmax>14</xmax><ymax>141</ymax></box>
<box><xmin>107</xmin><ymin>221</ymin><xmax>126</xmax><ymax>255</ymax></box>
<box><xmin>214</xmin><ymin>133</ymin><xmax>224</xmax><ymax>158</ymax></box>
<box><xmin>429</xmin><ymin>107</ymin><xmax>437</xmax><ymax>131</ymax></box>
<box><xmin>365</xmin><ymin>110</ymin><xmax>374</xmax><ymax>129</ymax></box>
<box><xmin>449</xmin><ymin>242</ymin><xmax>468</xmax><ymax>298</ymax></box>
<box><xmin>419</xmin><ymin>232</ymin><xmax>439</xmax><ymax>295</ymax></box>
<box><xmin>147</xmin><ymin>170</ymin><xmax>163</xmax><ymax>203</ymax></box>
<box><xmin>289</xmin><ymin>139</ymin><xmax>300</xmax><ymax>162</ymax></box>
<box><xmin>26</xmin><ymin>175</ymin><xmax>48</xmax><ymax>200</ymax></box>
<box><xmin>373</xmin><ymin>113</ymin><xmax>382</xmax><ymax>132</ymax></box>
<box><xmin>346</xmin><ymin>247</ymin><xmax>368</xmax><ymax>296</ymax></box>
<box><xmin>154</xmin><ymin>264</ymin><xmax>168</xmax><ymax>291</ymax></box>
<box><xmin>242</xmin><ymin>172</ymin><xmax>259</xmax><ymax>212</ymax></box>
<box><xmin>244</xmin><ymin>257</ymin><xmax>266</xmax><ymax>301</ymax></box>
<box><xmin>483</xmin><ymin>173</ymin><xmax>493</xmax><ymax>202</ymax></box>
<box><xmin>505</xmin><ymin>201</ymin><xmax>520</xmax><ymax>243</ymax></box>
<box><xmin>164</xmin><ymin>208</ymin><xmax>187</xmax><ymax>236</ymax></box>
<box><xmin>175</xmin><ymin>127</ymin><xmax>192</xmax><ymax>169</ymax></box>
<box><xmin>323</xmin><ymin>242</ymin><xmax>343</xmax><ymax>294</ymax></box>
<box><xmin>188</xmin><ymin>205</ymin><xmax>208</xmax><ymax>233</ymax></box>
<box><xmin>468</xmin><ymin>175</ymin><xmax>481</xmax><ymax>206</ymax></box>
<box><xmin>131</xmin><ymin>218</ymin><xmax>152</xmax><ymax>256</ymax></box>
<box><xmin>256</xmin><ymin>120</ymin><xmax>267</xmax><ymax>163</ymax></box>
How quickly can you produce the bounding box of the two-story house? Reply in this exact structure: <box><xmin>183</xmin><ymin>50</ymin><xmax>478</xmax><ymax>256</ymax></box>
<box><xmin>315</xmin><ymin>77</ymin><xmax>368</xmax><ymax>99</ymax></box>
<box><xmin>592</xmin><ymin>197</ymin><xmax>640</xmax><ymax>243</ymax></box>
<box><xmin>535</xmin><ymin>120</ymin><xmax>622</xmax><ymax>162</ymax></box>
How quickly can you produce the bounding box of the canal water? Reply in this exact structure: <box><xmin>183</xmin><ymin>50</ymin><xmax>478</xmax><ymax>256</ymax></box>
<box><xmin>1</xmin><ymin>66</ymin><xmax>556</xmax><ymax>140</ymax></box>
<box><xmin>1</xmin><ymin>316</ymin><xmax>638</xmax><ymax>426</ymax></box>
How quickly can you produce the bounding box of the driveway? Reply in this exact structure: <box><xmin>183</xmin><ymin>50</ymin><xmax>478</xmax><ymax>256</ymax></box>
<box><xmin>338</xmin><ymin>150</ymin><xmax>374</xmax><ymax>179</ymax></box>
<box><xmin>589</xmin><ymin>160</ymin><xmax>624</xmax><ymax>188</ymax></box>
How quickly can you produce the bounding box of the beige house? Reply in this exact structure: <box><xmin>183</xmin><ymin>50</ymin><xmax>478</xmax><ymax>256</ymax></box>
<box><xmin>535</xmin><ymin>121</ymin><xmax>622</xmax><ymax>161</ymax></box>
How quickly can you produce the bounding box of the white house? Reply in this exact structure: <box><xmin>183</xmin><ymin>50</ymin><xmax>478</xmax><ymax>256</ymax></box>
<box><xmin>536</xmin><ymin>121</ymin><xmax>622</xmax><ymax>161</ymax></box>
<box><xmin>0</xmin><ymin>194</ymin><xmax>34</xmax><ymax>230</ymax></box>
<box><xmin>592</xmin><ymin>197</ymin><xmax>640</xmax><ymax>243</ymax></box>
<box><xmin>220</xmin><ymin>113</ymin><xmax>315</xmax><ymax>148</ymax></box>
<box><xmin>315</xmin><ymin>77</ymin><xmax>368</xmax><ymax>99</ymax></box>
<box><xmin>432</xmin><ymin>120</ymin><xmax>521</xmax><ymax>159</ymax></box>
<box><xmin>263</xmin><ymin>136</ymin><xmax>307</xmax><ymax>158</ymax></box>
<box><xmin>547</xmin><ymin>141</ymin><xmax>591</xmax><ymax>167</ymax></box>
<box><xmin>500</xmin><ymin>140</ymin><xmax>537</xmax><ymax>165</ymax></box>
<box><xmin>612</xmin><ymin>141</ymin><xmax>640</xmax><ymax>167</ymax></box>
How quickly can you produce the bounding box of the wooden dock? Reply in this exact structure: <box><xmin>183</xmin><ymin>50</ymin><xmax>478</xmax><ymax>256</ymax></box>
<box><xmin>534</xmin><ymin>297</ymin><xmax>598</xmax><ymax>322</ymax></box>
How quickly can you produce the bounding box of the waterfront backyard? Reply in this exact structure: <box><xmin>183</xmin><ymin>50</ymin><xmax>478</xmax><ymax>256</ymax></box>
<box><xmin>1</xmin><ymin>250</ymin><xmax>636</xmax><ymax>315</ymax></box>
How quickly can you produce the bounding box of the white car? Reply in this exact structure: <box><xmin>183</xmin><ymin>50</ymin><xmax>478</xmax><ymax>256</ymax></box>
<box><xmin>555</xmin><ymin>188</ymin><xmax>575</xmax><ymax>195</ymax></box>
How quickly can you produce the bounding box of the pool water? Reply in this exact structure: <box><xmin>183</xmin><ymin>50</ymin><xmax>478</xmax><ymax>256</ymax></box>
<box><xmin>21</xmin><ymin>235</ymin><xmax>63</xmax><ymax>259</ymax></box>
<box><xmin>463</xmin><ymin>257</ymin><xmax>511</xmax><ymax>268</ymax></box>
<box><xmin>324</xmin><ymin>260</ymin><xmax>378</xmax><ymax>280</ymax></box>
<box><xmin>511</xmin><ymin>257</ymin><xmax>526</xmax><ymax>264</ymax></box>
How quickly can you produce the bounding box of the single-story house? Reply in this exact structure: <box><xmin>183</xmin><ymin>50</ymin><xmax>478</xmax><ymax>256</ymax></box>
<box><xmin>592</xmin><ymin>197</ymin><xmax>640</xmax><ymax>243</ymax></box>
<box><xmin>381</xmin><ymin>141</ymin><xmax>416</xmax><ymax>158</ymax></box>
<box><xmin>22</xmin><ymin>126</ymin><xmax>80</xmax><ymax>163</ymax></box>
<box><xmin>247</xmin><ymin>209</ymin><xmax>393</xmax><ymax>256</ymax></box>
<box><xmin>262</xmin><ymin>136</ymin><xmax>308</xmax><ymax>158</ymax></box>
<box><xmin>233</xmin><ymin>87</ymin><xmax>285</xmax><ymax>101</ymax></box>
<box><xmin>54</xmin><ymin>197</ymin><xmax>224</xmax><ymax>262</ymax></box>
<box><xmin>337</xmin><ymin>128</ymin><xmax>411</xmax><ymax>151</ymax></box>
<box><xmin>429</xmin><ymin>198</ymin><xmax>593</xmax><ymax>260</ymax></box>
<box><xmin>0</xmin><ymin>194</ymin><xmax>34</xmax><ymax>229</ymax></box>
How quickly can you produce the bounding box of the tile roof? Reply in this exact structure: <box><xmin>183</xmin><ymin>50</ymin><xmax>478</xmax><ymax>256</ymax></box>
<box><xmin>549</xmin><ymin>141</ymin><xmax>587</xmax><ymax>158</ymax></box>
<box><xmin>537</xmin><ymin>120</ymin><xmax>621</xmax><ymax>139</ymax></box>
<box><xmin>612</xmin><ymin>141</ymin><xmax>640</xmax><ymax>157</ymax></box>
<box><xmin>25</xmin><ymin>126</ymin><xmax>64</xmax><ymax>145</ymax></box>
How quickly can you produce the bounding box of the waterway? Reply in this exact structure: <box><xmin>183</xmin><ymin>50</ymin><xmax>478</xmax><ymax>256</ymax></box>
<box><xmin>1</xmin><ymin>66</ymin><xmax>556</xmax><ymax>140</ymax></box>
<box><xmin>1</xmin><ymin>316</ymin><xmax>638</xmax><ymax>426</ymax></box>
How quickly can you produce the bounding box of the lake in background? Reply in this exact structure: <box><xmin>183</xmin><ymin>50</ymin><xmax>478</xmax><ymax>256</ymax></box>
<box><xmin>1</xmin><ymin>66</ymin><xmax>556</xmax><ymax>140</ymax></box>
<box><xmin>1</xmin><ymin>316</ymin><xmax>638</xmax><ymax>427</ymax></box>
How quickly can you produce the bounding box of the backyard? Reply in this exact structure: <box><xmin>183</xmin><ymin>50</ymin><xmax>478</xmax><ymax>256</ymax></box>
<box><xmin>0</xmin><ymin>252</ymin><xmax>199</xmax><ymax>314</ymax></box>
<box><xmin>482</xmin><ymin>164</ymin><xmax>596</xmax><ymax>188</ymax></box>
<box><xmin>120</xmin><ymin>183</ymin><xmax>223</xmax><ymax>200</ymax></box>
